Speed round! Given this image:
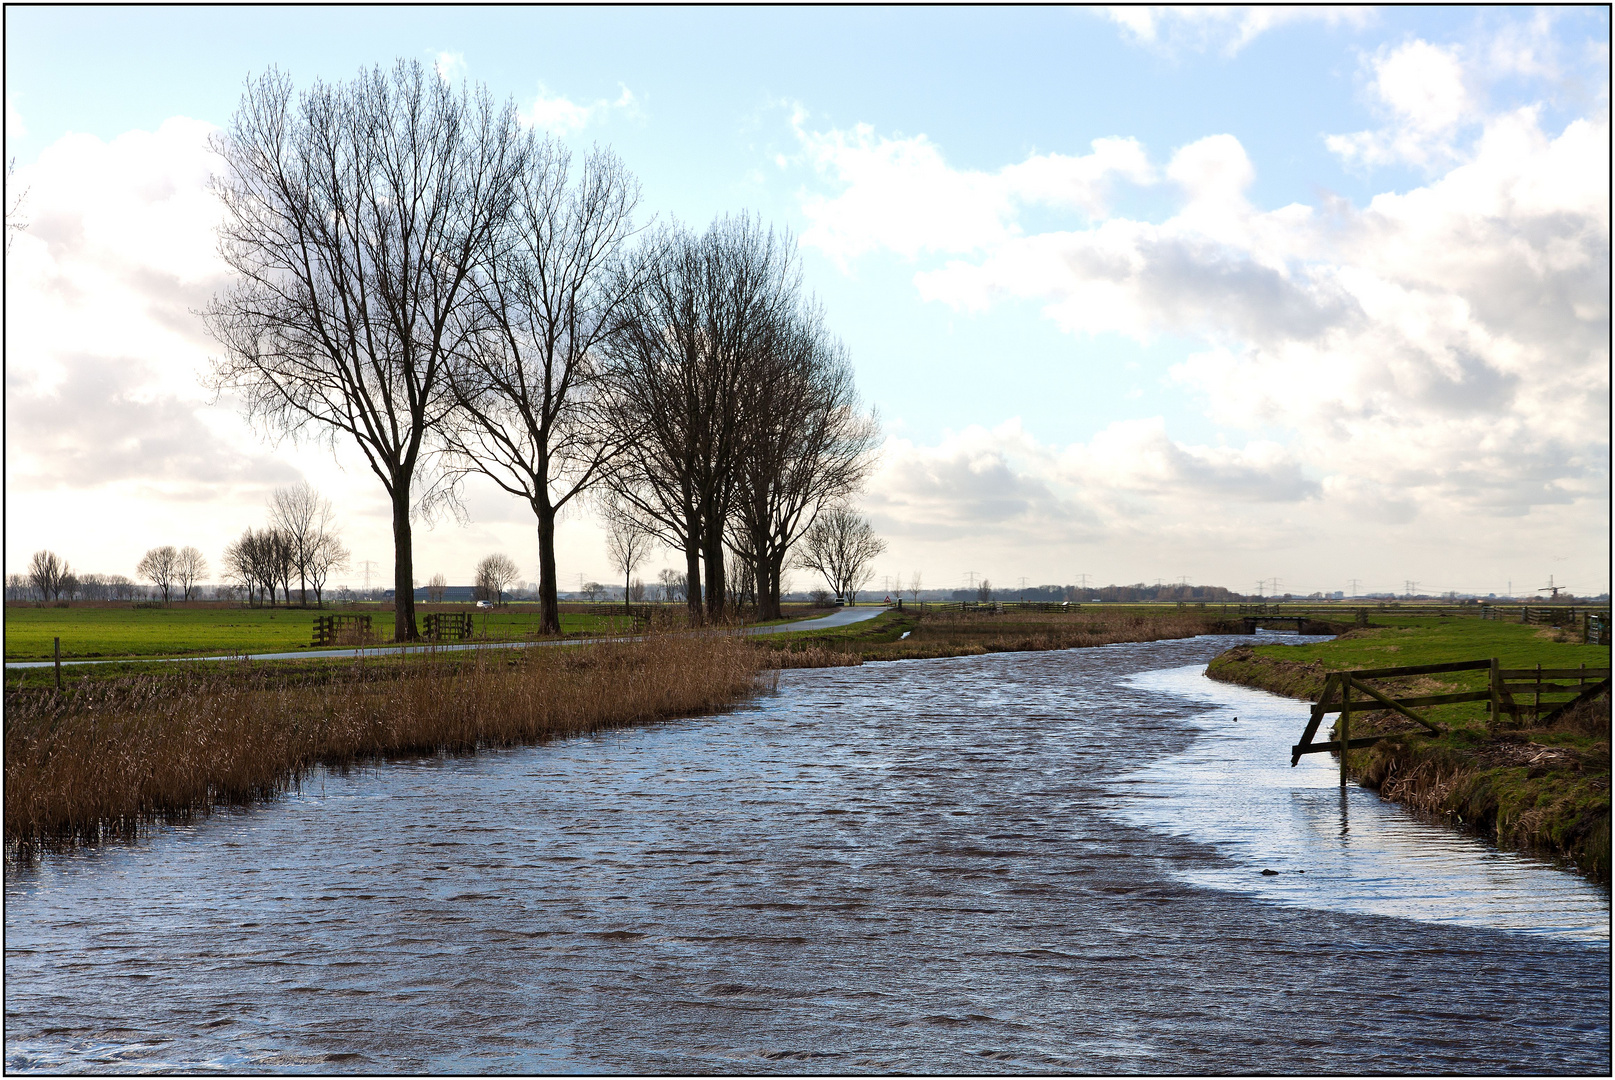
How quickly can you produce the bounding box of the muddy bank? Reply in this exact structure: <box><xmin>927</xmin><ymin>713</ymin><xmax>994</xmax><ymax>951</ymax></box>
<box><xmin>1208</xmin><ymin>645</ymin><xmax>1611</xmax><ymax>883</ymax></box>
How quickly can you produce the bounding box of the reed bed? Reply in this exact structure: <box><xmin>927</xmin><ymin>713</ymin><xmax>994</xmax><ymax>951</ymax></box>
<box><xmin>5</xmin><ymin>632</ymin><xmax>762</xmax><ymax>851</ymax></box>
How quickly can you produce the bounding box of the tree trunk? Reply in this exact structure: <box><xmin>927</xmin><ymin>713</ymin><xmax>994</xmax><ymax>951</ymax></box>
<box><xmin>703</xmin><ymin>533</ymin><xmax>725</xmax><ymax>620</ymax></box>
<box><xmin>536</xmin><ymin>506</ymin><xmax>561</xmax><ymax>636</ymax></box>
<box><xmin>759</xmin><ymin>548</ymin><xmax>785</xmax><ymax>623</ymax></box>
<box><xmin>683</xmin><ymin>522</ymin><xmax>703</xmax><ymax>625</ymax></box>
<box><xmin>392</xmin><ymin>485</ymin><xmax>419</xmax><ymax>642</ymax></box>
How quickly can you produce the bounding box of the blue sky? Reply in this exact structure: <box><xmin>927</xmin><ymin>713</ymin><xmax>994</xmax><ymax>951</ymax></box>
<box><xmin>5</xmin><ymin>6</ymin><xmax>1610</xmax><ymax>597</ymax></box>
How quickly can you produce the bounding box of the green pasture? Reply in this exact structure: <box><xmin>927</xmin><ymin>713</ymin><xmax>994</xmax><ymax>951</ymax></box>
<box><xmin>2</xmin><ymin>603</ymin><xmax>637</xmax><ymax>662</ymax></box>
<box><xmin>1252</xmin><ymin>617</ymin><xmax>1610</xmax><ymax>733</ymax></box>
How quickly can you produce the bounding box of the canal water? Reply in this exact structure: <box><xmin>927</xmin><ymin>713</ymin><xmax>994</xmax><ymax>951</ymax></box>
<box><xmin>5</xmin><ymin>634</ymin><xmax>1610</xmax><ymax>1073</ymax></box>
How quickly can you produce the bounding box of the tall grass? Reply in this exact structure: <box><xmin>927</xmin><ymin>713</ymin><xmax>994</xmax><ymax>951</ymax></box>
<box><xmin>5</xmin><ymin>632</ymin><xmax>762</xmax><ymax>850</ymax></box>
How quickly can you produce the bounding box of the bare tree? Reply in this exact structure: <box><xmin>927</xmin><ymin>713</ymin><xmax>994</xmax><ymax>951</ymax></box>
<box><xmin>603</xmin><ymin>502</ymin><xmax>654</xmax><ymax>616</ymax></box>
<box><xmin>440</xmin><ymin>141</ymin><xmax>642</xmax><ymax>636</ymax></box>
<box><xmin>137</xmin><ymin>546</ymin><xmax>179</xmax><ymax>605</ymax></box>
<box><xmin>796</xmin><ymin>507</ymin><xmax>886</xmax><ymax>604</ymax></box>
<box><xmin>27</xmin><ymin>550</ymin><xmax>68</xmax><ymax>601</ymax></box>
<box><xmin>475</xmin><ymin>553</ymin><xmax>519</xmax><ymax>606</ymax></box>
<box><xmin>730</xmin><ymin>302</ymin><xmax>879</xmax><ymax>621</ymax></box>
<box><xmin>175</xmin><ymin>546</ymin><xmax>208</xmax><ymax>601</ymax></box>
<box><xmin>581</xmin><ymin>580</ymin><xmax>606</xmax><ymax>602</ymax></box>
<box><xmin>305</xmin><ymin>531</ymin><xmax>350</xmax><ymax>607</ymax></box>
<box><xmin>603</xmin><ymin>215</ymin><xmax>800</xmax><ymax>623</ymax></box>
<box><xmin>205</xmin><ymin>60</ymin><xmax>529</xmax><ymax>642</ymax></box>
<box><xmin>908</xmin><ymin>571</ymin><xmax>923</xmax><ymax>604</ymax></box>
<box><xmin>978</xmin><ymin>579</ymin><xmax>993</xmax><ymax>603</ymax></box>
<box><xmin>426</xmin><ymin>573</ymin><xmax>448</xmax><ymax>603</ymax></box>
<box><xmin>658</xmin><ymin>568</ymin><xmax>686</xmax><ymax>604</ymax></box>
<box><xmin>268</xmin><ymin>481</ymin><xmax>338</xmax><ymax>605</ymax></box>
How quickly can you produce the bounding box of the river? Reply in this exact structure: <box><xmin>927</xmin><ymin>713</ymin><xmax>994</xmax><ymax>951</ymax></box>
<box><xmin>5</xmin><ymin>633</ymin><xmax>1609</xmax><ymax>1073</ymax></box>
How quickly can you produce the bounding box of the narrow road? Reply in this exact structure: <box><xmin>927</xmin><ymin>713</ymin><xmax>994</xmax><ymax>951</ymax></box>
<box><xmin>3</xmin><ymin>605</ymin><xmax>892</xmax><ymax>670</ymax></box>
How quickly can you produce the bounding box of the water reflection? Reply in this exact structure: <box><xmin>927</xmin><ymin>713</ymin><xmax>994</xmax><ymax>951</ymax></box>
<box><xmin>1114</xmin><ymin>662</ymin><xmax>1610</xmax><ymax>944</ymax></box>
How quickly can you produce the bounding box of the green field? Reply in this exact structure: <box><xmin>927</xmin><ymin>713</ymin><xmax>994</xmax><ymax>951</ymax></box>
<box><xmin>1236</xmin><ymin>616</ymin><xmax>1609</xmax><ymax>729</ymax></box>
<box><xmin>2</xmin><ymin>603</ymin><xmax>641</xmax><ymax>662</ymax></box>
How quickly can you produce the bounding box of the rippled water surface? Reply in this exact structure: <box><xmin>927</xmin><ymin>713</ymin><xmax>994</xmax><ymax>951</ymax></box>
<box><xmin>6</xmin><ymin>635</ymin><xmax>1610</xmax><ymax>1073</ymax></box>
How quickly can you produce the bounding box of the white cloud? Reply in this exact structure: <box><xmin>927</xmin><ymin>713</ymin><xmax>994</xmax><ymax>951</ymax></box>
<box><xmin>1104</xmin><ymin>6</ymin><xmax>1373</xmax><ymax>57</ymax></box>
<box><xmin>6</xmin><ymin>94</ymin><xmax>24</xmax><ymax>139</ymax></box>
<box><xmin>520</xmin><ymin>82</ymin><xmax>639</xmax><ymax>135</ymax></box>
<box><xmin>794</xmin><ymin>116</ymin><xmax>1152</xmax><ymax>264</ymax></box>
<box><xmin>794</xmin><ymin>33</ymin><xmax>1609</xmax><ymax>547</ymax></box>
<box><xmin>1326</xmin><ymin>39</ymin><xmax>1475</xmax><ymax>168</ymax></box>
<box><xmin>433</xmin><ymin>51</ymin><xmax>467</xmax><ymax>82</ymax></box>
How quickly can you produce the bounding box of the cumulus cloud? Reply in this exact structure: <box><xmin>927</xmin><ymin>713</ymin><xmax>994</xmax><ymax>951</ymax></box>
<box><xmin>433</xmin><ymin>51</ymin><xmax>467</xmax><ymax>82</ymax></box>
<box><xmin>794</xmin><ymin>115</ymin><xmax>1152</xmax><ymax>265</ymax></box>
<box><xmin>521</xmin><ymin>82</ymin><xmax>638</xmax><ymax>135</ymax></box>
<box><xmin>1103</xmin><ymin>6</ymin><xmax>1373</xmax><ymax>57</ymax></box>
<box><xmin>1326</xmin><ymin>39</ymin><xmax>1476</xmax><ymax>168</ymax></box>
<box><xmin>794</xmin><ymin>25</ymin><xmax>1609</xmax><ymax>549</ymax></box>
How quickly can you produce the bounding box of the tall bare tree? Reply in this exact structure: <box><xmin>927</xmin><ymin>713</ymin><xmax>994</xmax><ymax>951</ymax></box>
<box><xmin>27</xmin><ymin>550</ymin><xmax>68</xmax><ymax>601</ymax></box>
<box><xmin>602</xmin><ymin>214</ymin><xmax>798</xmax><ymax>622</ymax></box>
<box><xmin>268</xmin><ymin>481</ymin><xmax>340</xmax><ymax>605</ymax></box>
<box><xmin>137</xmin><ymin>546</ymin><xmax>179</xmax><ymax>605</ymax></box>
<box><xmin>796</xmin><ymin>506</ymin><xmax>886</xmax><ymax>604</ymax></box>
<box><xmin>440</xmin><ymin>142</ymin><xmax>642</xmax><ymax>635</ymax></box>
<box><xmin>730</xmin><ymin>304</ymin><xmax>879</xmax><ymax>620</ymax></box>
<box><xmin>175</xmin><ymin>546</ymin><xmax>208</xmax><ymax>602</ymax></box>
<box><xmin>205</xmin><ymin>60</ymin><xmax>528</xmax><ymax>641</ymax></box>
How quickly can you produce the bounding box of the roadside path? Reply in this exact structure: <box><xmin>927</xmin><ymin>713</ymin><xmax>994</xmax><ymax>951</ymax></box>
<box><xmin>3</xmin><ymin>605</ymin><xmax>892</xmax><ymax>670</ymax></box>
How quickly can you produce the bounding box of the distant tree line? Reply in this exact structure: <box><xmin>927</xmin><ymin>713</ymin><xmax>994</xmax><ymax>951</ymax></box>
<box><xmin>205</xmin><ymin>59</ymin><xmax>881</xmax><ymax>640</ymax></box>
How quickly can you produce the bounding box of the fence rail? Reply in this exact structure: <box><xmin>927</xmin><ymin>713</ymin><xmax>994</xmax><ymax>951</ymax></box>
<box><xmin>1292</xmin><ymin>658</ymin><xmax>1611</xmax><ymax>777</ymax></box>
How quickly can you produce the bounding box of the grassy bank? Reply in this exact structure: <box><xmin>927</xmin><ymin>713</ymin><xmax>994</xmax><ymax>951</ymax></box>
<box><xmin>757</xmin><ymin>607</ymin><xmax>1227</xmax><ymax>667</ymax></box>
<box><xmin>1208</xmin><ymin>619</ymin><xmax>1611</xmax><ymax>882</ymax></box>
<box><xmin>5</xmin><ymin>632</ymin><xmax>763</xmax><ymax>851</ymax></box>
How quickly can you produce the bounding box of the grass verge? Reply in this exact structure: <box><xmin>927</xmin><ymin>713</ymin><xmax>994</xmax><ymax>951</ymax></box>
<box><xmin>1207</xmin><ymin>620</ymin><xmax>1611</xmax><ymax>882</ymax></box>
<box><xmin>5</xmin><ymin>632</ymin><xmax>763</xmax><ymax>852</ymax></box>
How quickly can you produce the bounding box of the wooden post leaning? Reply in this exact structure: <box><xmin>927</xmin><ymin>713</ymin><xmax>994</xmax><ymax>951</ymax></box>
<box><xmin>1339</xmin><ymin>678</ymin><xmax>1351</xmax><ymax>786</ymax></box>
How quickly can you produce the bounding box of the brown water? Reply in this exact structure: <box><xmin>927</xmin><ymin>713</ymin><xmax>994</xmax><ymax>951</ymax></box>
<box><xmin>5</xmin><ymin>634</ymin><xmax>1610</xmax><ymax>1073</ymax></box>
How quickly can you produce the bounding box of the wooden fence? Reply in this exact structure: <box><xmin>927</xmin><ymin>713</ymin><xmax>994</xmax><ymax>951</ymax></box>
<box><xmin>311</xmin><ymin>614</ymin><xmax>373</xmax><ymax>647</ymax></box>
<box><xmin>1292</xmin><ymin>659</ymin><xmax>1612</xmax><ymax>781</ymax></box>
<box><xmin>423</xmin><ymin>612</ymin><xmax>473</xmax><ymax>642</ymax></box>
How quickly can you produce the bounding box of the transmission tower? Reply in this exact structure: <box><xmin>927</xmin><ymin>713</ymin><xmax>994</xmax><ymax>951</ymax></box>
<box><xmin>359</xmin><ymin>559</ymin><xmax>378</xmax><ymax>592</ymax></box>
<box><xmin>1348</xmin><ymin>578</ymin><xmax>1361</xmax><ymax>597</ymax></box>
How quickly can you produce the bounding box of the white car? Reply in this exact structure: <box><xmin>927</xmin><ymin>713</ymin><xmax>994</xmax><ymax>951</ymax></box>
<box><xmin>475</xmin><ymin>600</ymin><xmax>493</xmax><ymax>609</ymax></box>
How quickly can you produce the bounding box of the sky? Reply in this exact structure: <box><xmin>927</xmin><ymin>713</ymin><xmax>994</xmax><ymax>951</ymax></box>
<box><xmin>4</xmin><ymin>6</ymin><xmax>1610</xmax><ymax>599</ymax></box>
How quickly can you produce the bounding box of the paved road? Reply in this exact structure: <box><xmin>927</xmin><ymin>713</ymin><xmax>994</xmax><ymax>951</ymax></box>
<box><xmin>3</xmin><ymin>605</ymin><xmax>893</xmax><ymax>670</ymax></box>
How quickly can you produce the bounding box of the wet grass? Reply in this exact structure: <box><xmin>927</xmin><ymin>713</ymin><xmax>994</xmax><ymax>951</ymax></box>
<box><xmin>1207</xmin><ymin>620</ymin><xmax>1611</xmax><ymax>881</ymax></box>
<box><xmin>758</xmin><ymin>608</ymin><xmax>1226</xmax><ymax>667</ymax></box>
<box><xmin>4</xmin><ymin>632</ymin><xmax>764</xmax><ymax>852</ymax></box>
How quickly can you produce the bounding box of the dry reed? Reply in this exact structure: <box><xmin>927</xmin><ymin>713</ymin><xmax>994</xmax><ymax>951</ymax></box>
<box><xmin>5</xmin><ymin>632</ymin><xmax>761</xmax><ymax>850</ymax></box>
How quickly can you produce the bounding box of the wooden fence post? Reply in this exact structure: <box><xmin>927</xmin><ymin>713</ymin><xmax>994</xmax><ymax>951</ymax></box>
<box><xmin>1339</xmin><ymin>679</ymin><xmax>1351</xmax><ymax>786</ymax></box>
<box><xmin>1489</xmin><ymin>658</ymin><xmax>1501</xmax><ymax>730</ymax></box>
<box><xmin>54</xmin><ymin>636</ymin><xmax>62</xmax><ymax>691</ymax></box>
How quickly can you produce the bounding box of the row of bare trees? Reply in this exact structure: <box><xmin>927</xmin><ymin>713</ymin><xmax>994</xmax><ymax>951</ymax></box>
<box><xmin>221</xmin><ymin>482</ymin><xmax>350</xmax><ymax>607</ymax></box>
<box><xmin>206</xmin><ymin>59</ymin><xmax>879</xmax><ymax>641</ymax></box>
